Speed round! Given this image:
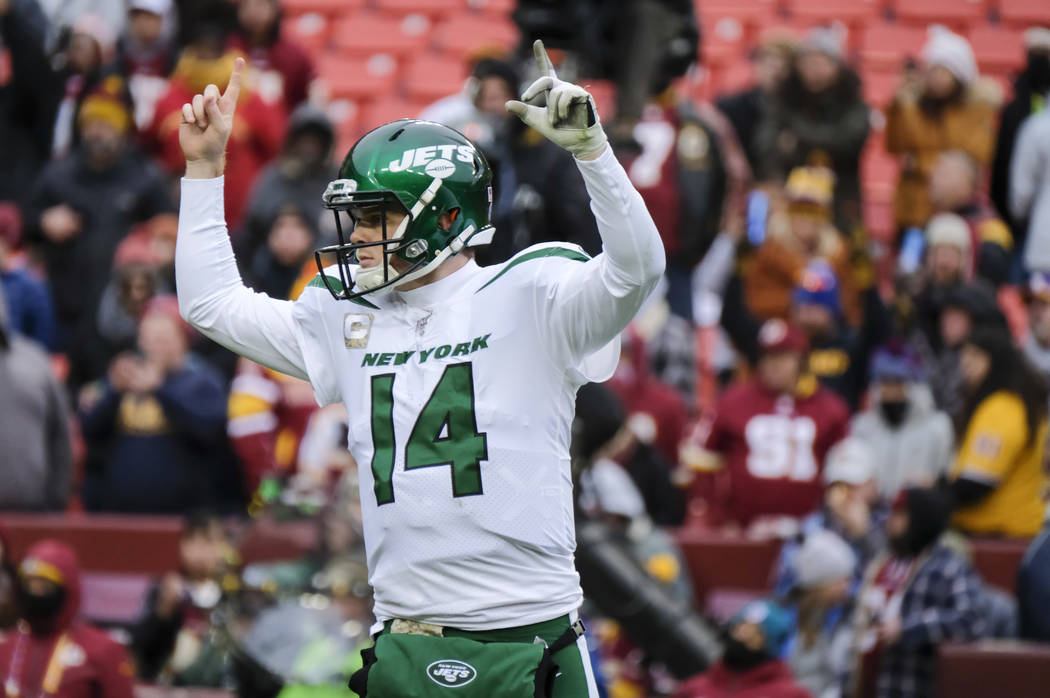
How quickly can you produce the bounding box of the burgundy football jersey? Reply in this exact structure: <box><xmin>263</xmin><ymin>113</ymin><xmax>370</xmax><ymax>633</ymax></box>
<box><xmin>702</xmin><ymin>378</ymin><xmax>849</xmax><ymax>525</ymax></box>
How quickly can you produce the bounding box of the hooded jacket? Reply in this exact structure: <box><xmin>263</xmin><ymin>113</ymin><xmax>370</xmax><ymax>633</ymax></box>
<box><xmin>0</xmin><ymin>540</ymin><xmax>135</xmax><ymax>698</ymax></box>
<box><xmin>850</xmin><ymin>383</ymin><xmax>954</xmax><ymax>498</ymax></box>
<box><xmin>673</xmin><ymin>659</ymin><xmax>813</xmax><ymax>698</ymax></box>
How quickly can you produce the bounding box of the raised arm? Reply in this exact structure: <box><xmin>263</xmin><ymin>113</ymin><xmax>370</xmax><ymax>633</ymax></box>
<box><xmin>175</xmin><ymin>58</ymin><xmax>309</xmax><ymax>379</ymax></box>
<box><xmin>506</xmin><ymin>42</ymin><xmax>665</xmax><ymax>362</ymax></box>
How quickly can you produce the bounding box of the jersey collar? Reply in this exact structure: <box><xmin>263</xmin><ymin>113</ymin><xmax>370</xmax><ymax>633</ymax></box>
<box><xmin>394</xmin><ymin>258</ymin><xmax>482</xmax><ymax>308</ymax></box>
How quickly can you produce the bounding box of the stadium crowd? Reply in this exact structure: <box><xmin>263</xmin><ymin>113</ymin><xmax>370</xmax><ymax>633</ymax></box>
<box><xmin>1</xmin><ymin>0</ymin><xmax>1050</xmax><ymax>696</ymax></box>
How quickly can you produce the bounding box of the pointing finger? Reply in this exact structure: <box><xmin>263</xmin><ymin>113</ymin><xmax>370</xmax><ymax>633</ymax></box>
<box><xmin>221</xmin><ymin>57</ymin><xmax>245</xmax><ymax>109</ymax></box>
<box><xmin>532</xmin><ymin>39</ymin><xmax>555</xmax><ymax>78</ymax></box>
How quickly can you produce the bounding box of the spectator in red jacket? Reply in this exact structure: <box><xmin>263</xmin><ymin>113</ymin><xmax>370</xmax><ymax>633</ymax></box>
<box><xmin>675</xmin><ymin>600</ymin><xmax>812</xmax><ymax>698</ymax></box>
<box><xmin>682</xmin><ymin>319</ymin><xmax>849</xmax><ymax>533</ymax></box>
<box><xmin>606</xmin><ymin>326</ymin><xmax>688</xmax><ymax>467</ymax></box>
<box><xmin>228</xmin><ymin>0</ymin><xmax>319</xmax><ymax>112</ymax></box>
<box><xmin>0</xmin><ymin>540</ymin><xmax>135</xmax><ymax>698</ymax></box>
<box><xmin>145</xmin><ymin>26</ymin><xmax>284</xmax><ymax>230</ymax></box>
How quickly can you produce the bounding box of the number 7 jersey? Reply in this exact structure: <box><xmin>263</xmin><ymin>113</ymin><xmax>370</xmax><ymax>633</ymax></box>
<box><xmin>291</xmin><ymin>244</ymin><xmax>620</xmax><ymax>631</ymax></box>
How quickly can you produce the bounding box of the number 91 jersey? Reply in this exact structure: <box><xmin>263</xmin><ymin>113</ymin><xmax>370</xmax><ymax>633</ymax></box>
<box><xmin>291</xmin><ymin>244</ymin><xmax>619</xmax><ymax>631</ymax></box>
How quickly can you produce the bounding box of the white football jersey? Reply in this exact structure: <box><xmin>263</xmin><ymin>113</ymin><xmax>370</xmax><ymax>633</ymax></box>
<box><xmin>292</xmin><ymin>246</ymin><xmax>618</xmax><ymax>630</ymax></box>
<box><xmin>175</xmin><ymin>148</ymin><xmax>664</xmax><ymax>632</ymax></box>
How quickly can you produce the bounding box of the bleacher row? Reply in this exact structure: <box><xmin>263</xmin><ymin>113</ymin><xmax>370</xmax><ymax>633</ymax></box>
<box><xmin>282</xmin><ymin>0</ymin><xmax>1050</xmax><ymax>242</ymax></box>
<box><xmin>4</xmin><ymin>514</ymin><xmax>1048</xmax><ymax>697</ymax></box>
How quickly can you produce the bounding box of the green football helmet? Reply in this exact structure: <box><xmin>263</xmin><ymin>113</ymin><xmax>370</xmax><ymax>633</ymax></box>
<box><xmin>315</xmin><ymin>119</ymin><xmax>494</xmax><ymax>300</ymax></box>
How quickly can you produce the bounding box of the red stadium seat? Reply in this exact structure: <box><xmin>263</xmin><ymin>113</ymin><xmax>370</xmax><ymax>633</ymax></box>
<box><xmin>862</xmin><ymin>69</ymin><xmax>900</xmax><ymax>109</ymax></box>
<box><xmin>432</xmin><ymin>14</ymin><xmax>519</xmax><ymax>57</ymax></box>
<box><xmin>281</xmin><ymin>13</ymin><xmax>330</xmax><ymax>55</ymax></box>
<box><xmin>998</xmin><ymin>0</ymin><xmax>1050</xmax><ymax>28</ymax></box>
<box><xmin>859</xmin><ymin>22</ymin><xmax>926</xmax><ymax>70</ymax></box>
<box><xmin>968</xmin><ymin>25</ymin><xmax>1027</xmax><ymax>73</ymax></box>
<box><xmin>701</xmin><ymin>16</ymin><xmax>748</xmax><ymax>67</ymax></box>
<box><xmin>674</xmin><ymin>529</ymin><xmax>780</xmax><ymax>609</ymax></box>
<box><xmin>332</xmin><ymin>12</ymin><xmax>432</xmax><ymax>57</ymax></box>
<box><xmin>937</xmin><ymin>641</ymin><xmax>1050</xmax><ymax>698</ymax></box>
<box><xmin>580</xmin><ymin>79</ymin><xmax>617</xmax><ymax>121</ymax></box>
<box><xmin>893</xmin><ymin>0</ymin><xmax>986</xmax><ymax>30</ymax></box>
<box><xmin>358</xmin><ymin>98</ymin><xmax>429</xmax><ymax>133</ymax></box>
<box><xmin>375</xmin><ymin>0</ymin><xmax>467</xmax><ymax>19</ymax></box>
<box><xmin>281</xmin><ymin>0</ymin><xmax>366</xmax><ymax>16</ymax></box>
<box><xmin>469</xmin><ymin>0</ymin><xmax>516</xmax><ymax>15</ymax></box>
<box><xmin>403</xmin><ymin>55</ymin><xmax>470</xmax><ymax>102</ymax></box>
<box><xmin>81</xmin><ymin>573</ymin><xmax>152</xmax><ymax>626</ymax></box>
<box><xmin>318</xmin><ymin>55</ymin><xmax>397</xmax><ymax>100</ymax></box>
<box><xmin>788</xmin><ymin>0</ymin><xmax>883</xmax><ymax>24</ymax></box>
<box><xmin>696</xmin><ymin>0</ymin><xmax>778</xmax><ymax>25</ymax></box>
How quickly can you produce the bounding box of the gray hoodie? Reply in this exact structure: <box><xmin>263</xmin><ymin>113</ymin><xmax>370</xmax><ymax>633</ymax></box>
<box><xmin>850</xmin><ymin>383</ymin><xmax>954</xmax><ymax>499</ymax></box>
<box><xmin>0</xmin><ymin>282</ymin><xmax>71</xmax><ymax>509</ymax></box>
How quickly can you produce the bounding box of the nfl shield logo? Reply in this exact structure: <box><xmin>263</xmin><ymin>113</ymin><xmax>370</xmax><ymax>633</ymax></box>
<box><xmin>344</xmin><ymin>313</ymin><xmax>373</xmax><ymax>348</ymax></box>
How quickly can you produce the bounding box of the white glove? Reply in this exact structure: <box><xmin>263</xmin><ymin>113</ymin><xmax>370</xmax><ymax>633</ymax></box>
<box><xmin>505</xmin><ymin>40</ymin><xmax>608</xmax><ymax>160</ymax></box>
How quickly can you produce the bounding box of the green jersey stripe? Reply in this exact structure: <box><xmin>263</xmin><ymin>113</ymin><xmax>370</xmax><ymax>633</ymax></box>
<box><xmin>475</xmin><ymin>246</ymin><xmax>590</xmax><ymax>293</ymax></box>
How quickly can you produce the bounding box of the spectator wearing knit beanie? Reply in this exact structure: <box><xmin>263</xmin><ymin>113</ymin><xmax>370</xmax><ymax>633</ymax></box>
<box><xmin>887</xmin><ymin>26</ymin><xmax>999</xmax><ymax>232</ymax></box>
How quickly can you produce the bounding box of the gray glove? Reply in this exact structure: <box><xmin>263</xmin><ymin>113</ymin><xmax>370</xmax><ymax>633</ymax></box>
<box><xmin>505</xmin><ymin>40</ymin><xmax>608</xmax><ymax>160</ymax></box>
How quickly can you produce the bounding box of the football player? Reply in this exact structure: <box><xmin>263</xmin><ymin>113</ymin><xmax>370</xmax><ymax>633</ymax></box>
<box><xmin>175</xmin><ymin>43</ymin><xmax>664</xmax><ymax>697</ymax></box>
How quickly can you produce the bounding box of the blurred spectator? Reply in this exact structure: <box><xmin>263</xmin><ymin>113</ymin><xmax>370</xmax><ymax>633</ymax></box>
<box><xmin>132</xmin><ymin>512</ymin><xmax>235</xmax><ymax>684</ymax></box>
<box><xmin>913</xmin><ymin>280</ymin><xmax>1006</xmax><ymax>417</ymax></box>
<box><xmin>575</xmin><ymin>382</ymin><xmax>685</xmax><ymax>527</ymax></box>
<box><xmin>146</xmin><ymin>27</ymin><xmax>284</xmax><ymax>229</ymax></box>
<box><xmin>790</xmin><ymin>260</ymin><xmax>888</xmax><ymax>409</ymax></box>
<box><xmin>755</xmin><ymin>26</ymin><xmax>870</xmax><ymax>230</ymax></box>
<box><xmin>682</xmin><ymin>320</ymin><xmax>848</xmax><ymax>532</ymax></box>
<box><xmin>783</xmin><ymin>530</ymin><xmax>856</xmax><ymax>698</ymax></box>
<box><xmin>741</xmin><ymin>167</ymin><xmax>859</xmax><ymax>327</ymax></box>
<box><xmin>927</xmin><ymin>150</ymin><xmax>1012</xmax><ymax>285</ymax></box>
<box><xmin>116</xmin><ymin>0</ymin><xmax>177</xmax><ymax>130</ymax></box>
<box><xmin>0</xmin><ymin>0</ymin><xmax>60</xmax><ymax>206</ymax></box>
<box><xmin>579</xmin><ymin>457</ymin><xmax>693</xmax><ymax>604</ymax></box>
<box><xmin>673</xmin><ymin>600</ymin><xmax>810</xmax><ymax>698</ymax></box>
<box><xmin>26</xmin><ymin>75</ymin><xmax>173</xmax><ymax>386</ymax></box>
<box><xmin>851</xmin><ymin>343</ymin><xmax>954</xmax><ymax>498</ymax></box>
<box><xmin>1023</xmin><ymin>272</ymin><xmax>1050</xmax><ymax>380</ymax></box>
<box><xmin>0</xmin><ymin>525</ymin><xmax>15</xmax><ymax>631</ymax></box>
<box><xmin>51</xmin><ymin>14</ymin><xmax>119</xmax><ymax>158</ymax></box>
<box><xmin>0</xmin><ymin>540</ymin><xmax>135</xmax><ymax>698</ymax></box>
<box><xmin>0</xmin><ymin>281</ymin><xmax>71</xmax><ymax>511</ymax></box>
<box><xmin>80</xmin><ymin>297</ymin><xmax>229</xmax><ymax>513</ymax></box>
<box><xmin>0</xmin><ymin>202</ymin><xmax>56</xmax><ymax>349</ymax></box>
<box><xmin>228</xmin><ymin>0</ymin><xmax>318</xmax><ymax>112</ymax></box>
<box><xmin>95</xmin><ymin>214</ymin><xmax>176</xmax><ymax>355</ymax></box>
<box><xmin>1017</xmin><ymin>516</ymin><xmax>1050</xmax><ymax>642</ymax></box>
<box><xmin>1009</xmin><ymin>106</ymin><xmax>1050</xmax><ymax>274</ymax></box>
<box><xmin>245</xmin><ymin>203</ymin><xmax>316</xmax><ymax>299</ymax></box>
<box><xmin>773</xmin><ymin>438</ymin><xmax>883</xmax><ymax>597</ymax></box>
<box><xmin>948</xmin><ymin>327</ymin><xmax>1048</xmax><ymax>538</ymax></box>
<box><xmin>622</xmin><ymin>90</ymin><xmax>729</xmax><ymax>321</ymax></box>
<box><xmin>241</xmin><ymin>104</ymin><xmax>337</xmax><ymax>259</ymax></box>
<box><xmin>886</xmin><ymin>27</ymin><xmax>998</xmax><ymax>233</ymax></box>
<box><xmin>716</xmin><ymin>31</ymin><xmax>796</xmax><ymax>175</ymax></box>
<box><xmin>606</xmin><ymin>326</ymin><xmax>687</xmax><ymax>468</ymax></box>
<box><xmin>853</xmin><ymin>488</ymin><xmax>987</xmax><ymax>698</ymax></box>
<box><xmin>228</xmin><ymin>357</ymin><xmax>319</xmax><ymax>495</ymax></box>
<box><xmin>991</xmin><ymin>27</ymin><xmax>1050</xmax><ymax>248</ymax></box>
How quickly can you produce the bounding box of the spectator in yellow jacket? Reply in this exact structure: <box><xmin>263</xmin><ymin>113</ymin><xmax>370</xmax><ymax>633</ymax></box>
<box><xmin>949</xmin><ymin>327</ymin><xmax>1048</xmax><ymax>538</ymax></box>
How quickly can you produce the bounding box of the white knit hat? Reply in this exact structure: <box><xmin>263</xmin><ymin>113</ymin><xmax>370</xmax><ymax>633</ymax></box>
<box><xmin>794</xmin><ymin>530</ymin><xmax>857</xmax><ymax>589</ymax></box>
<box><xmin>823</xmin><ymin>437</ymin><xmax>876</xmax><ymax>486</ymax></box>
<box><xmin>926</xmin><ymin>212</ymin><xmax>972</xmax><ymax>255</ymax></box>
<box><xmin>922</xmin><ymin>26</ymin><xmax>978</xmax><ymax>86</ymax></box>
<box><xmin>1025</xmin><ymin>27</ymin><xmax>1050</xmax><ymax>51</ymax></box>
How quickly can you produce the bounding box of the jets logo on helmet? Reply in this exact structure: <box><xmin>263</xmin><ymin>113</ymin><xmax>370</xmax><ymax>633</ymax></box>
<box><xmin>314</xmin><ymin>120</ymin><xmax>494</xmax><ymax>301</ymax></box>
